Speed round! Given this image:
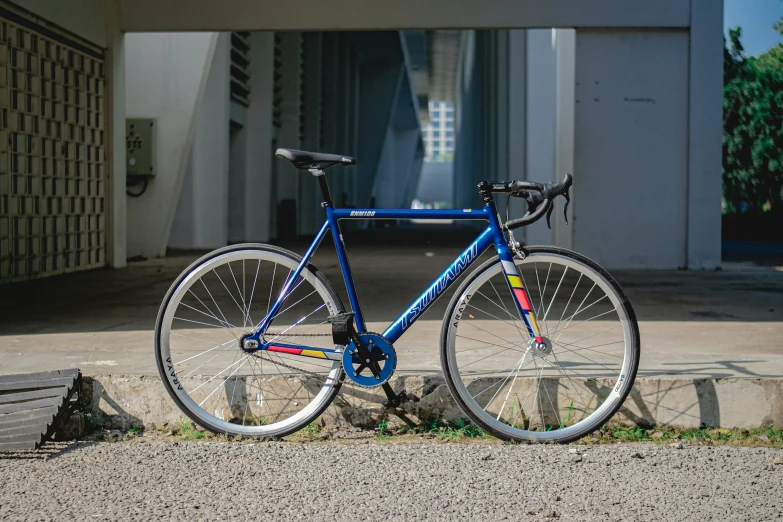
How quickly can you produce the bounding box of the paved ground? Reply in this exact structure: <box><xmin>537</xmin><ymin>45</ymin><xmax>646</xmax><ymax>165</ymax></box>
<box><xmin>1</xmin><ymin>225</ymin><xmax>782</xmax><ymax>379</ymax></box>
<box><xmin>1</xmin><ymin>439</ymin><xmax>782</xmax><ymax>521</ymax></box>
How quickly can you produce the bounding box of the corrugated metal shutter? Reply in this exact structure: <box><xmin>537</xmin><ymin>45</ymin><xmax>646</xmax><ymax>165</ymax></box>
<box><xmin>229</xmin><ymin>32</ymin><xmax>250</xmax><ymax>107</ymax></box>
<box><xmin>0</xmin><ymin>4</ymin><xmax>106</xmax><ymax>284</ymax></box>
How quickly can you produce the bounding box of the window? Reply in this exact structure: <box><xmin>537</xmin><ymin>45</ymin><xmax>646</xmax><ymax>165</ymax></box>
<box><xmin>445</xmin><ymin>139</ymin><xmax>454</xmax><ymax>149</ymax></box>
<box><xmin>431</xmin><ymin>111</ymin><xmax>440</xmax><ymax>119</ymax></box>
<box><xmin>432</xmin><ymin>131</ymin><xmax>440</xmax><ymax>138</ymax></box>
<box><xmin>433</xmin><ymin>140</ymin><xmax>441</xmax><ymax>149</ymax></box>
<box><xmin>446</xmin><ymin>120</ymin><xmax>454</xmax><ymax>130</ymax></box>
<box><xmin>446</xmin><ymin>130</ymin><xmax>454</xmax><ymax>138</ymax></box>
<box><xmin>432</xmin><ymin>120</ymin><xmax>440</xmax><ymax>129</ymax></box>
<box><xmin>446</xmin><ymin>108</ymin><xmax>454</xmax><ymax>117</ymax></box>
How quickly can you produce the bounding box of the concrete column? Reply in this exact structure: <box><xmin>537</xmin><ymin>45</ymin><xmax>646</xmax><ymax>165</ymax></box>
<box><xmin>553</xmin><ymin>29</ymin><xmax>575</xmax><ymax>249</ymax></box>
<box><xmin>356</xmin><ymin>60</ymin><xmax>403</xmax><ymax>207</ymax></box>
<box><xmin>299</xmin><ymin>32</ymin><xmax>324</xmax><ymax>236</ymax></box>
<box><xmin>227</xmin><ymin>125</ymin><xmax>247</xmax><ymax>243</ymax></box>
<box><xmin>453</xmin><ymin>31</ymin><xmax>487</xmax><ymax>210</ymax></box>
<box><xmin>190</xmin><ymin>33</ymin><xmax>231</xmax><ymax>248</ymax></box>
<box><xmin>105</xmin><ymin>2</ymin><xmax>126</xmax><ymax>267</ymax></box>
<box><xmin>243</xmin><ymin>32</ymin><xmax>275</xmax><ymax>243</ymax></box>
<box><xmin>687</xmin><ymin>0</ymin><xmax>723</xmax><ymax>269</ymax></box>
<box><xmin>524</xmin><ymin>29</ymin><xmax>557</xmax><ymax>246</ymax></box>
<box><xmin>274</xmin><ymin>32</ymin><xmax>303</xmax><ymax>238</ymax></box>
<box><xmin>506</xmin><ymin>30</ymin><xmax>527</xmax><ymax>238</ymax></box>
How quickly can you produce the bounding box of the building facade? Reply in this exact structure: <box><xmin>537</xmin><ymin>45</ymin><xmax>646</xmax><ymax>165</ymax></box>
<box><xmin>0</xmin><ymin>0</ymin><xmax>725</xmax><ymax>286</ymax></box>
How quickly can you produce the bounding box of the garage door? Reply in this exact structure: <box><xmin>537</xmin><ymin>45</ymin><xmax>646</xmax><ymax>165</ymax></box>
<box><xmin>0</xmin><ymin>4</ymin><xmax>106</xmax><ymax>284</ymax></box>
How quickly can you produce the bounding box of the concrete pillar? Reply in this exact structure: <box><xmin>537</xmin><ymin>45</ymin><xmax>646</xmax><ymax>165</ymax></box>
<box><xmin>687</xmin><ymin>0</ymin><xmax>723</xmax><ymax>269</ymax></box>
<box><xmin>105</xmin><ymin>2</ymin><xmax>126</xmax><ymax>267</ymax></box>
<box><xmin>356</xmin><ymin>60</ymin><xmax>404</xmax><ymax>207</ymax></box>
<box><xmin>227</xmin><ymin>124</ymin><xmax>247</xmax><ymax>244</ymax></box>
<box><xmin>553</xmin><ymin>29</ymin><xmax>575</xmax><ymax>250</ymax></box>
<box><xmin>243</xmin><ymin>32</ymin><xmax>275</xmax><ymax>243</ymax></box>
<box><xmin>299</xmin><ymin>32</ymin><xmax>324</xmax><ymax>236</ymax></box>
<box><xmin>453</xmin><ymin>31</ymin><xmax>487</xmax><ymax>210</ymax></box>
<box><xmin>190</xmin><ymin>33</ymin><xmax>231</xmax><ymax>248</ymax></box>
<box><xmin>524</xmin><ymin>29</ymin><xmax>557</xmax><ymax>246</ymax></box>
<box><xmin>274</xmin><ymin>32</ymin><xmax>303</xmax><ymax>238</ymax></box>
<box><xmin>506</xmin><ymin>30</ymin><xmax>527</xmax><ymax>240</ymax></box>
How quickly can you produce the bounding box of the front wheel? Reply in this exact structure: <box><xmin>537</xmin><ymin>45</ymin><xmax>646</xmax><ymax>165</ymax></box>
<box><xmin>155</xmin><ymin>243</ymin><xmax>345</xmax><ymax>438</ymax></box>
<box><xmin>440</xmin><ymin>246</ymin><xmax>640</xmax><ymax>443</ymax></box>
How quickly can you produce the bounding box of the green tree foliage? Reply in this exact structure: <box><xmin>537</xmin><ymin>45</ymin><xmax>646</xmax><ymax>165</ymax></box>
<box><xmin>723</xmin><ymin>21</ymin><xmax>783</xmax><ymax>214</ymax></box>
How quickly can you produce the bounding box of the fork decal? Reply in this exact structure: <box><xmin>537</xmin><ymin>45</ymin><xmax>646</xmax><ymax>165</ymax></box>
<box><xmin>502</xmin><ymin>262</ymin><xmax>544</xmax><ymax>342</ymax></box>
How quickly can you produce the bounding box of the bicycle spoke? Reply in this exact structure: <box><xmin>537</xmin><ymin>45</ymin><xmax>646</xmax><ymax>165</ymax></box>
<box><xmin>159</xmin><ymin>248</ymin><xmax>341</xmax><ymax>437</ymax></box>
<box><xmin>447</xmin><ymin>251</ymin><xmax>636</xmax><ymax>442</ymax></box>
<box><xmin>199</xmin><ymin>279</ymin><xmax>239</xmax><ymax>340</ymax></box>
<box><xmin>552</xmin><ymin>272</ymin><xmax>582</xmax><ymax>334</ymax></box>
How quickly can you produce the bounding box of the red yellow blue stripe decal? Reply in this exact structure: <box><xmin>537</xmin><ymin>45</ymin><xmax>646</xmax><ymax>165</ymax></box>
<box><xmin>267</xmin><ymin>345</ymin><xmax>329</xmax><ymax>359</ymax></box>
<box><xmin>501</xmin><ymin>261</ymin><xmax>544</xmax><ymax>343</ymax></box>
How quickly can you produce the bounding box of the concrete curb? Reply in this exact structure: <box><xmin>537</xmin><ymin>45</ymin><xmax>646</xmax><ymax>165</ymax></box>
<box><xmin>82</xmin><ymin>374</ymin><xmax>783</xmax><ymax>431</ymax></box>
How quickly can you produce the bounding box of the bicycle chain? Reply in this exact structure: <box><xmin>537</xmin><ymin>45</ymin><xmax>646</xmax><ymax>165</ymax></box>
<box><xmin>249</xmin><ymin>332</ymin><xmax>393</xmax><ymax>391</ymax></box>
<box><xmin>248</xmin><ymin>331</ymin><xmax>354</xmax><ymax>387</ymax></box>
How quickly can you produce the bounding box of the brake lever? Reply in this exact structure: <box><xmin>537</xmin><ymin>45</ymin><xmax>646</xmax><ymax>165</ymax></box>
<box><xmin>546</xmin><ymin>192</ymin><xmax>571</xmax><ymax>229</ymax></box>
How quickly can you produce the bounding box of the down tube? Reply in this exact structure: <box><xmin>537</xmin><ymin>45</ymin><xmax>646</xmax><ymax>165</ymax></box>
<box><xmin>382</xmin><ymin>226</ymin><xmax>495</xmax><ymax>344</ymax></box>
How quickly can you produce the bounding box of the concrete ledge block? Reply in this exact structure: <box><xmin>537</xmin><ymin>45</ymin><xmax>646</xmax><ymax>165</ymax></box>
<box><xmin>82</xmin><ymin>374</ymin><xmax>783</xmax><ymax>431</ymax></box>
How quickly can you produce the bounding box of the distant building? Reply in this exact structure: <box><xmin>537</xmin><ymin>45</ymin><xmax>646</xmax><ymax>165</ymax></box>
<box><xmin>422</xmin><ymin>102</ymin><xmax>455</xmax><ymax>160</ymax></box>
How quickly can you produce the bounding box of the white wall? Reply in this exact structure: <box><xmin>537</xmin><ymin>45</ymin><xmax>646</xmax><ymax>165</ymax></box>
<box><xmin>573</xmin><ymin>30</ymin><xmax>690</xmax><ymax>269</ymax></box>
<box><xmin>182</xmin><ymin>33</ymin><xmax>230</xmax><ymax>249</ymax></box>
<box><xmin>125</xmin><ymin>32</ymin><xmax>217</xmax><ymax>258</ymax></box>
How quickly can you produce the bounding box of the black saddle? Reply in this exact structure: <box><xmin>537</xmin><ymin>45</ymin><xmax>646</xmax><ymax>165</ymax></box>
<box><xmin>275</xmin><ymin>148</ymin><xmax>356</xmax><ymax>170</ymax></box>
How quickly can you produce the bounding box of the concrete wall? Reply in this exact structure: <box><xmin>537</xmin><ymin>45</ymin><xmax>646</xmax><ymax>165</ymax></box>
<box><xmin>574</xmin><ymin>30</ymin><xmax>689</xmax><ymax>269</ymax></box>
<box><xmin>524</xmin><ymin>29</ymin><xmax>557</xmax><ymax>246</ymax></box>
<box><xmin>170</xmin><ymin>34</ymin><xmax>230</xmax><ymax>250</ymax></box>
<box><xmin>415</xmin><ymin>162</ymin><xmax>453</xmax><ymax>206</ymax></box>
<box><xmin>118</xmin><ymin>0</ymin><xmax>691</xmax><ymax>31</ymax></box>
<box><xmin>125</xmin><ymin>33</ymin><xmax>217</xmax><ymax>258</ymax></box>
<box><xmin>13</xmin><ymin>0</ymin><xmax>111</xmax><ymax>46</ymax></box>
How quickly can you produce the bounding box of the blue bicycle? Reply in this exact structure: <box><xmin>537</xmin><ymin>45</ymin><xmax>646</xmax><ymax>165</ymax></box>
<box><xmin>155</xmin><ymin>148</ymin><xmax>639</xmax><ymax>443</ymax></box>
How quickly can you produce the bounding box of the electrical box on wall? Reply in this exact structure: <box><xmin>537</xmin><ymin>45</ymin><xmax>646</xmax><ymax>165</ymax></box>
<box><xmin>126</xmin><ymin>119</ymin><xmax>156</xmax><ymax>177</ymax></box>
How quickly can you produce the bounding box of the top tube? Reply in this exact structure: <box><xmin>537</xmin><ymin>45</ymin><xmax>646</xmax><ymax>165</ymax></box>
<box><xmin>330</xmin><ymin>208</ymin><xmax>490</xmax><ymax>221</ymax></box>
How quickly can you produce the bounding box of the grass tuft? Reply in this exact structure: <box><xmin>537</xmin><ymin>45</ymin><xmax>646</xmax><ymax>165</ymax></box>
<box><xmin>580</xmin><ymin>425</ymin><xmax>783</xmax><ymax>447</ymax></box>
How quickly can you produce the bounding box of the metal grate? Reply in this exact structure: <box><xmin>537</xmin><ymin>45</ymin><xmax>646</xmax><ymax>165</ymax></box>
<box><xmin>0</xmin><ymin>369</ymin><xmax>82</xmax><ymax>452</ymax></box>
<box><xmin>0</xmin><ymin>9</ymin><xmax>106</xmax><ymax>284</ymax></box>
<box><xmin>230</xmin><ymin>32</ymin><xmax>250</xmax><ymax>107</ymax></box>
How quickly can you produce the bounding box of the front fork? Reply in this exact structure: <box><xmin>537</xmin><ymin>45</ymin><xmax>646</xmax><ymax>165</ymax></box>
<box><xmin>495</xmin><ymin>230</ymin><xmax>546</xmax><ymax>347</ymax></box>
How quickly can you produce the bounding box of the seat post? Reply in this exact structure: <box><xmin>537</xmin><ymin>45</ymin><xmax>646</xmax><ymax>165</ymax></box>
<box><xmin>309</xmin><ymin>168</ymin><xmax>334</xmax><ymax>207</ymax></box>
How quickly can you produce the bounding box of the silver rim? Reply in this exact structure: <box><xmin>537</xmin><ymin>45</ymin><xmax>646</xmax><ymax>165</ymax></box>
<box><xmin>444</xmin><ymin>252</ymin><xmax>634</xmax><ymax>441</ymax></box>
<box><xmin>158</xmin><ymin>249</ymin><xmax>341</xmax><ymax>437</ymax></box>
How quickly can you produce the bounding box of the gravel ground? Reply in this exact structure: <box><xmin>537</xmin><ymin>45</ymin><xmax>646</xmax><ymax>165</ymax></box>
<box><xmin>1</xmin><ymin>439</ymin><xmax>782</xmax><ymax>521</ymax></box>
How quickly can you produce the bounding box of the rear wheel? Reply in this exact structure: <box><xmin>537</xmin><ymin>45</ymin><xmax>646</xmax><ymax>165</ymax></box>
<box><xmin>155</xmin><ymin>244</ymin><xmax>344</xmax><ymax>438</ymax></box>
<box><xmin>440</xmin><ymin>246</ymin><xmax>640</xmax><ymax>443</ymax></box>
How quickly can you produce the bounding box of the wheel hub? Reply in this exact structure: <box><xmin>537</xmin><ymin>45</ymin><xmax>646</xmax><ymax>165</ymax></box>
<box><xmin>342</xmin><ymin>333</ymin><xmax>396</xmax><ymax>387</ymax></box>
<box><xmin>529</xmin><ymin>336</ymin><xmax>553</xmax><ymax>358</ymax></box>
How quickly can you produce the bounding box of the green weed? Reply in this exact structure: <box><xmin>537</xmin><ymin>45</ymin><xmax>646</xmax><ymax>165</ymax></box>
<box><xmin>376</xmin><ymin>421</ymin><xmax>390</xmax><ymax>440</ymax></box>
<box><xmin>582</xmin><ymin>425</ymin><xmax>783</xmax><ymax>447</ymax></box>
<box><xmin>178</xmin><ymin>420</ymin><xmax>206</xmax><ymax>441</ymax></box>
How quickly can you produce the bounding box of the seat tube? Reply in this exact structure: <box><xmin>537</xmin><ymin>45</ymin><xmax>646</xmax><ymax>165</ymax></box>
<box><xmin>325</xmin><ymin>206</ymin><xmax>367</xmax><ymax>332</ymax></box>
<box><xmin>489</xmin><ymin>207</ymin><xmax>545</xmax><ymax>345</ymax></box>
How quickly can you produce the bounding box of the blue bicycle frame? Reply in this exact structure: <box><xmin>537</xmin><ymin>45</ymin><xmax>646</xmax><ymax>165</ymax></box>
<box><xmin>244</xmin><ymin>201</ymin><xmax>545</xmax><ymax>360</ymax></box>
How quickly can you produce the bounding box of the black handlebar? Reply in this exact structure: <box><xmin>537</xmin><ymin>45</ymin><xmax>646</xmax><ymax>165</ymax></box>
<box><xmin>486</xmin><ymin>174</ymin><xmax>572</xmax><ymax>230</ymax></box>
